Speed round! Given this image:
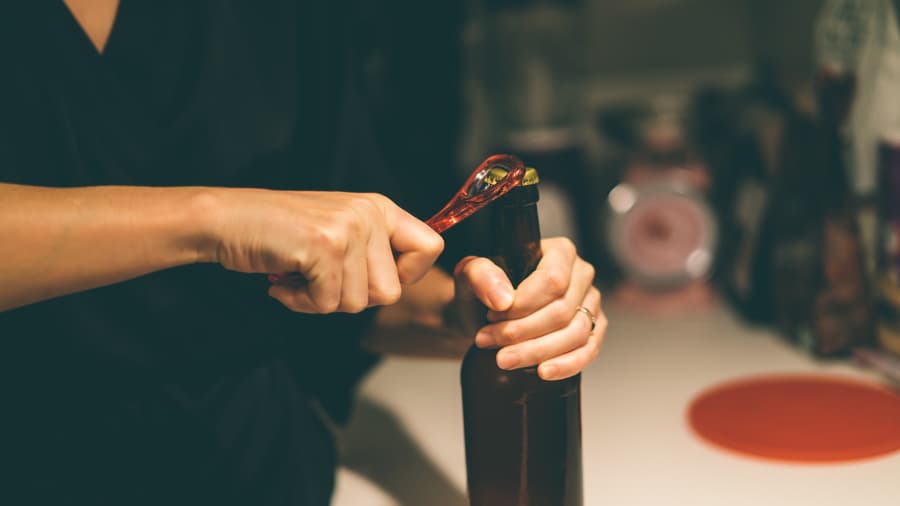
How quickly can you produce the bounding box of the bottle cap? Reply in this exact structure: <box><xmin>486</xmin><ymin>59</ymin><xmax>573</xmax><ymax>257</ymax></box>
<box><xmin>484</xmin><ymin>166</ymin><xmax>540</xmax><ymax>187</ymax></box>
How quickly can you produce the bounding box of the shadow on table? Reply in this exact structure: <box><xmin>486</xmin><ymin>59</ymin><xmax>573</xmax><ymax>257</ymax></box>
<box><xmin>338</xmin><ymin>396</ymin><xmax>467</xmax><ymax>506</ymax></box>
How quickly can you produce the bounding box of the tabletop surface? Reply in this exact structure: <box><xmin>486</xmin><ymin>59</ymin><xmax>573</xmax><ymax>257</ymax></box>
<box><xmin>333</xmin><ymin>303</ymin><xmax>900</xmax><ymax>506</ymax></box>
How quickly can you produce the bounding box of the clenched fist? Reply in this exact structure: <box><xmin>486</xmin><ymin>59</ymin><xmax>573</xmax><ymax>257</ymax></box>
<box><xmin>205</xmin><ymin>189</ymin><xmax>444</xmax><ymax>314</ymax></box>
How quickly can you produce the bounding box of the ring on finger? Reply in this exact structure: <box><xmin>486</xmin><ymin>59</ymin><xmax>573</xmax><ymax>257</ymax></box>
<box><xmin>575</xmin><ymin>306</ymin><xmax>596</xmax><ymax>332</ymax></box>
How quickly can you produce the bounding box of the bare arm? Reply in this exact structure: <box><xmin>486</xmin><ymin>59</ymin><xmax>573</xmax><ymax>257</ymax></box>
<box><xmin>0</xmin><ymin>183</ymin><xmax>212</xmax><ymax>311</ymax></box>
<box><xmin>0</xmin><ymin>183</ymin><xmax>443</xmax><ymax>313</ymax></box>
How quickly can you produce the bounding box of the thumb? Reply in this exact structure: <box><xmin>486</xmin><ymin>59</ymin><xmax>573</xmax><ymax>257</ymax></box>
<box><xmin>387</xmin><ymin>205</ymin><xmax>445</xmax><ymax>284</ymax></box>
<box><xmin>454</xmin><ymin>256</ymin><xmax>514</xmax><ymax>312</ymax></box>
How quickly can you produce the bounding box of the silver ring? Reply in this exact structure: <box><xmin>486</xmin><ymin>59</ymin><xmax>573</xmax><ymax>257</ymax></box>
<box><xmin>576</xmin><ymin>306</ymin><xmax>596</xmax><ymax>332</ymax></box>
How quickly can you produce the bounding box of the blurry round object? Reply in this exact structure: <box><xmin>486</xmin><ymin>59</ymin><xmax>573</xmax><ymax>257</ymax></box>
<box><xmin>688</xmin><ymin>374</ymin><xmax>900</xmax><ymax>463</ymax></box>
<box><xmin>606</xmin><ymin>181</ymin><xmax>717</xmax><ymax>289</ymax></box>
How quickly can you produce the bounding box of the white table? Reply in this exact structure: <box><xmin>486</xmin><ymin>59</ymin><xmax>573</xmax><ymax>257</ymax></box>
<box><xmin>334</xmin><ymin>303</ymin><xmax>900</xmax><ymax>505</ymax></box>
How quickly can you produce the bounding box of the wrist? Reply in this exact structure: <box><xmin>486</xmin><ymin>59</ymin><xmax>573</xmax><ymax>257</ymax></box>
<box><xmin>183</xmin><ymin>187</ymin><xmax>226</xmax><ymax>264</ymax></box>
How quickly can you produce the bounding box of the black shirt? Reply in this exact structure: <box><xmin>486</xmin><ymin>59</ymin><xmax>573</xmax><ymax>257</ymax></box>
<box><xmin>0</xmin><ymin>2</ymin><xmax>463</xmax><ymax>504</ymax></box>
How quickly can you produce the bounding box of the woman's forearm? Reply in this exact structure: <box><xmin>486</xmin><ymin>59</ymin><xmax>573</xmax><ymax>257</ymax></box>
<box><xmin>0</xmin><ymin>183</ymin><xmax>215</xmax><ymax>311</ymax></box>
<box><xmin>0</xmin><ymin>182</ymin><xmax>448</xmax><ymax>315</ymax></box>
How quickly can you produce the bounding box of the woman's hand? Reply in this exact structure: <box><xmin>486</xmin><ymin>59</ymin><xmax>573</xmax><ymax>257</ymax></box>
<box><xmin>206</xmin><ymin>189</ymin><xmax>444</xmax><ymax>314</ymax></box>
<box><xmin>454</xmin><ymin>237</ymin><xmax>605</xmax><ymax>380</ymax></box>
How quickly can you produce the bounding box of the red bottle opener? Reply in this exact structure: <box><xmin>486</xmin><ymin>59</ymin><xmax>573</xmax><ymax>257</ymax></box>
<box><xmin>424</xmin><ymin>153</ymin><xmax>526</xmax><ymax>233</ymax></box>
<box><xmin>269</xmin><ymin>154</ymin><xmax>525</xmax><ymax>285</ymax></box>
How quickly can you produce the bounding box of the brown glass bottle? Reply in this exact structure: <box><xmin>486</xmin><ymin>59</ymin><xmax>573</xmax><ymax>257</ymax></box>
<box><xmin>461</xmin><ymin>167</ymin><xmax>583</xmax><ymax>506</ymax></box>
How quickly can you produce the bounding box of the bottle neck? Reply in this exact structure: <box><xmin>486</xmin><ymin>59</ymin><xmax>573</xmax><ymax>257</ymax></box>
<box><xmin>491</xmin><ymin>185</ymin><xmax>542</xmax><ymax>286</ymax></box>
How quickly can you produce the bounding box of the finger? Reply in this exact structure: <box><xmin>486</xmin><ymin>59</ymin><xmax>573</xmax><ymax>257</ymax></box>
<box><xmin>536</xmin><ymin>288</ymin><xmax>606</xmax><ymax>381</ymax></box>
<box><xmin>339</xmin><ymin>228</ymin><xmax>369</xmax><ymax>313</ymax></box>
<box><xmin>389</xmin><ymin>208</ymin><xmax>444</xmax><ymax>284</ymax></box>
<box><xmin>455</xmin><ymin>256</ymin><xmax>514</xmax><ymax>312</ymax></box>
<box><xmin>487</xmin><ymin>237</ymin><xmax>579</xmax><ymax>321</ymax></box>
<box><xmin>367</xmin><ymin>224</ymin><xmax>402</xmax><ymax>306</ymax></box>
<box><xmin>302</xmin><ymin>249</ymin><xmax>343</xmax><ymax>313</ymax></box>
<box><xmin>452</xmin><ymin>256</ymin><xmax>479</xmax><ymax>304</ymax></box>
<box><xmin>478</xmin><ymin>258</ymin><xmax>594</xmax><ymax>347</ymax></box>
<box><xmin>493</xmin><ymin>287</ymin><xmax>600</xmax><ymax>371</ymax></box>
<box><xmin>268</xmin><ymin>284</ymin><xmax>318</xmax><ymax>313</ymax></box>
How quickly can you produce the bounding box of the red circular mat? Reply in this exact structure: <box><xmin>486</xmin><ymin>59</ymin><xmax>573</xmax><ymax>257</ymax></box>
<box><xmin>688</xmin><ymin>374</ymin><xmax>900</xmax><ymax>463</ymax></box>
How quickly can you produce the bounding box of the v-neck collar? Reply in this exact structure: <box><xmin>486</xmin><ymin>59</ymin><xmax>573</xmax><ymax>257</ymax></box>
<box><xmin>32</xmin><ymin>1</ymin><xmax>298</xmax><ymax>188</ymax></box>
<box><xmin>59</xmin><ymin>1</ymin><xmax>125</xmax><ymax>61</ymax></box>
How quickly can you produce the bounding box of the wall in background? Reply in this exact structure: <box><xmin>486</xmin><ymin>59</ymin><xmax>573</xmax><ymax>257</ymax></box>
<box><xmin>460</xmin><ymin>0</ymin><xmax>827</xmax><ymax>165</ymax></box>
<box><xmin>585</xmin><ymin>0</ymin><xmax>754</xmax><ymax>77</ymax></box>
<box><xmin>585</xmin><ymin>0</ymin><xmax>823</xmax><ymax>79</ymax></box>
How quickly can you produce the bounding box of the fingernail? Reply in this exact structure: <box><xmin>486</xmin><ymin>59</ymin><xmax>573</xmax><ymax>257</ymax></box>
<box><xmin>540</xmin><ymin>364</ymin><xmax>559</xmax><ymax>380</ymax></box>
<box><xmin>475</xmin><ymin>330</ymin><xmax>493</xmax><ymax>348</ymax></box>
<box><xmin>497</xmin><ymin>351</ymin><xmax>520</xmax><ymax>370</ymax></box>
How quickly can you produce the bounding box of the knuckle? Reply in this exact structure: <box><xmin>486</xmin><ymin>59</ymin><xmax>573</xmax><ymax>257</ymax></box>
<box><xmin>544</xmin><ymin>269</ymin><xmax>568</xmax><ymax>297</ymax></box>
<box><xmin>280</xmin><ymin>301</ymin><xmax>301</xmax><ymax>313</ymax></box>
<box><xmin>565</xmin><ymin>238</ymin><xmax>578</xmax><ymax>256</ymax></box>
<box><xmin>320</xmin><ymin>302</ymin><xmax>340</xmax><ymax>314</ymax></box>
<box><xmin>370</xmin><ymin>283</ymin><xmax>402</xmax><ymax>306</ymax></box>
<box><xmin>554</xmin><ymin>236</ymin><xmax>577</xmax><ymax>257</ymax></box>
<box><xmin>497</xmin><ymin>324</ymin><xmax>519</xmax><ymax>345</ymax></box>
<box><xmin>344</xmin><ymin>299</ymin><xmax>369</xmax><ymax>314</ymax></box>
<box><xmin>281</xmin><ymin>293</ymin><xmax>305</xmax><ymax>312</ymax></box>
<box><xmin>314</xmin><ymin>295</ymin><xmax>341</xmax><ymax>314</ymax></box>
<box><xmin>583</xmin><ymin>261</ymin><xmax>596</xmax><ymax>284</ymax></box>
<box><xmin>274</xmin><ymin>294</ymin><xmax>303</xmax><ymax>313</ymax></box>
<box><xmin>353</xmin><ymin>196</ymin><xmax>380</xmax><ymax>217</ymax></box>
<box><xmin>425</xmin><ymin>234</ymin><xmax>445</xmax><ymax>257</ymax></box>
<box><xmin>383</xmin><ymin>289</ymin><xmax>402</xmax><ymax>306</ymax></box>
<box><xmin>315</xmin><ymin>228</ymin><xmax>345</xmax><ymax>253</ymax></box>
<box><xmin>288</xmin><ymin>304</ymin><xmax>308</xmax><ymax>314</ymax></box>
<box><xmin>342</xmin><ymin>207</ymin><xmax>366</xmax><ymax>232</ymax></box>
<box><xmin>366</xmin><ymin>192</ymin><xmax>392</xmax><ymax>207</ymax></box>
<box><xmin>588</xmin><ymin>337</ymin><xmax>602</xmax><ymax>360</ymax></box>
<box><xmin>365</xmin><ymin>193</ymin><xmax>394</xmax><ymax>219</ymax></box>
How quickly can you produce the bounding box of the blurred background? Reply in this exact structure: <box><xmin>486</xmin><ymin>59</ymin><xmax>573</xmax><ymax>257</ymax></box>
<box><xmin>368</xmin><ymin>0</ymin><xmax>900</xmax><ymax>362</ymax></box>
<box><xmin>452</xmin><ymin>0</ymin><xmax>893</xmax><ymax>358</ymax></box>
<box><xmin>336</xmin><ymin>0</ymin><xmax>900</xmax><ymax>504</ymax></box>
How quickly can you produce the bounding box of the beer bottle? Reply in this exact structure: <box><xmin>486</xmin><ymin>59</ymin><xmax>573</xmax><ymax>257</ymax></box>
<box><xmin>461</xmin><ymin>166</ymin><xmax>583</xmax><ymax>506</ymax></box>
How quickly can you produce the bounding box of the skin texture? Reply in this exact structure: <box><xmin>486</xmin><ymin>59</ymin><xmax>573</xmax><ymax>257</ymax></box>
<box><xmin>371</xmin><ymin>237</ymin><xmax>605</xmax><ymax>380</ymax></box>
<box><xmin>455</xmin><ymin>237</ymin><xmax>604</xmax><ymax>380</ymax></box>
<box><xmin>63</xmin><ymin>0</ymin><xmax>120</xmax><ymax>54</ymax></box>
<box><xmin>0</xmin><ymin>1</ymin><xmax>607</xmax><ymax>380</ymax></box>
<box><xmin>0</xmin><ymin>185</ymin><xmax>441</xmax><ymax>314</ymax></box>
